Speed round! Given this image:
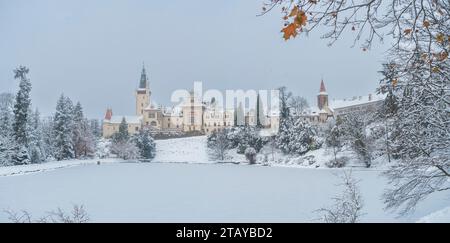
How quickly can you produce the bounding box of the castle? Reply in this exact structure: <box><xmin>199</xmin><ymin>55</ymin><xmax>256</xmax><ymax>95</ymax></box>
<box><xmin>102</xmin><ymin>66</ymin><xmax>279</xmax><ymax>138</ymax></box>
<box><xmin>102</xmin><ymin>66</ymin><xmax>384</xmax><ymax>138</ymax></box>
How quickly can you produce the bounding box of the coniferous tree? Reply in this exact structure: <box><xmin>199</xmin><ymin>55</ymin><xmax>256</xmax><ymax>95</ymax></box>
<box><xmin>133</xmin><ymin>128</ymin><xmax>156</xmax><ymax>160</ymax></box>
<box><xmin>53</xmin><ymin>94</ymin><xmax>75</xmax><ymax>161</ymax></box>
<box><xmin>256</xmin><ymin>93</ymin><xmax>264</xmax><ymax>128</ymax></box>
<box><xmin>0</xmin><ymin>93</ymin><xmax>14</xmax><ymax>138</ymax></box>
<box><xmin>112</xmin><ymin>117</ymin><xmax>129</xmax><ymax>143</ymax></box>
<box><xmin>27</xmin><ymin>109</ymin><xmax>45</xmax><ymax>163</ymax></box>
<box><xmin>12</xmin><ymin>66</ymin><xmax>32</xmax><ymax>164</ymax></box>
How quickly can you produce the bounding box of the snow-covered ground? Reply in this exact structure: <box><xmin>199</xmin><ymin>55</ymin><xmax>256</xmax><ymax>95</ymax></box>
<box><xmin>153</xmin><ymin>136</ymin><xmax>210</xmax><ymax>163</ymax></box>
<box><xmin>0</xmin><ymin>158</ymin><xmax>124</xmax><ymax>177</ymax></box>
<box><xmin>0</xmin><ymin>162</ymin><xmax>448</xmax><ymax>222</ymax></box>
<box><xmin>0</xmin><ymin>136</ymin><xmax>448</xmax><ymax>222</ymax></box>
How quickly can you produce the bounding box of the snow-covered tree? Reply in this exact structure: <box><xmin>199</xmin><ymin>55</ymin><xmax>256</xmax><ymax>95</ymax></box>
<box><xmin>27</xmin><ymin>109</ymin><xmax>46</xmax><ymax>163</ymax></box>
<box><xmin>72</xmin><ymin>102</ymin><xmax>96</xmax><ymax>159</ymax></box>
<box><xmin>278</xmin><ymin>86</ymin><xmax>291</xmax><ymax>126</ymax></box>
<box><xmin>207</xmin><ymin>129</ymin><xmax>230</xmax><ymax>161</ymax></box>
<box><xmin>383</xmin><ymin>50</ymin><xmax>450</xmax><ymax>214</ymax></box>
<box><xmin>317</xmin><ymin>171</ymin><xmax>364</xmax><ymax>223</ymax></box>
<box><xmin>289</xmin><ymin>95</ymin><xmax>309</xmax><ymax>116</ymax></box>
<box><xmin>0</xmin><ymin>93</ymin><xmax>14</xmax><ymax>138</ymax></box>
<box><xmin>110</xmin><ymin>140</ymin><xmax>139</xmax><ymax>160</ymax></box>
<box><xmin>244</xmin><ymin>147</ymin><xmax>257</xmax><ymax>164</ymax></box>
<box><xmin>95</xmin><ymin>138</ymin><xmax>111</xmax><ymax>159</ymax></box>
<box><xmin>276</xmin><ymin>117</ymin><xmax>321</xmax><ymax>155</ymax></box>
<box><xmin>12</xmin><ymin>66</ymin><xmax>32</xmax><ymax>164</ymax></box>
<box><xmin>340</xmin><ymin>112</ymin><xmax>374</xmax><ymax>168</ymax></box>
<box><xmin>325</xmin><ymin>117</ymin><xmax>345</xmax><ymax>167</ymax></box>
<box><xmin>112</xmin><ymin>117</ymin><xmax>129</xmax><ymax>143</ymax></box>
<box><xmin>0</xmin><ymin>135</ymin><xmax>15</xmax><ymax>166</ymax></box>
<box><xmin>53</xmin><ymin>95</ymin><xmax>75</xmax><ymax>161</ymax></box>
<box><xmin>89</xmin><ymin>119</ymin><xmax>101</xmax><ymax>138</ymax></box>
<box><xmin>41</xmin><ymin>117</ymin><xmax>55</xmax><ymax>160</ymax></box>
<box><xmin>225</xmin><ymin>126</ymin><xmax>265</xmax><ymax>154</ymax></box>
<box><xmin>133</xmin><ymin>128</ymin><xmax>156</xmax><ymax>161</ymax></box>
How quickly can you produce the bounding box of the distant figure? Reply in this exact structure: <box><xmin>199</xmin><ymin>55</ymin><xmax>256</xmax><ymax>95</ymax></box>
<box><xmin>97</xmin><ymin>161</ymin><xmax>101</xmax><ymax>165</ymax></box>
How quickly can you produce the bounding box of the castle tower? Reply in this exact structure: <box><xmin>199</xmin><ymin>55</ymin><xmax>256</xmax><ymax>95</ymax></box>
<box><xmin>317</xmin><ymin>79</ymin><xmax>328</xmax><ymax>110</ymax></box>
<box><xmin>104</xmin><ymin>108</ymin><xmax>113</xmax><ymax>120</ymax></box>
<box><xmin>136</xmin><ymin>64</ymin><xmax>151</xmax><ymax>116</ymax></box>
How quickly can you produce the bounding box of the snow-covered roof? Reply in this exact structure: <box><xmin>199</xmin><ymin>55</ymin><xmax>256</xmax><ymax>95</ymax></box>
<box><xmin>163</xmin><ymin>105</ymin><xmax>183</xmax><ymax>116</ymax></box>
<box><xmin>107</xmin><ymin>115</ymin><xmax>142</xmax><ymax>124</ymax></box>
<box><xmin>330</xmin><ymin>94</ymin><xmax>385</xmax><ymax>110</ymax></box>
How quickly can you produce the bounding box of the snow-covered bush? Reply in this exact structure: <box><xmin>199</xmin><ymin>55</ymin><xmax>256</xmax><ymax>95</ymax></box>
<box><xmin>276</xmin><ymin>117</ymin><xmax>322</xmax><ymax>155</ymax></box>
<box><xmin>325</xmin><ymin>156</ymin><xmax>348</xmax><ymax>168</ymax></box>
<box><xmin>225</xmin><ymin>126</ymin><xmax>266</xmax><ymax>153</ymax></box>
<box><xmin>95</xmin><ymin>138</ymin><xmax>111</xmax><ymax>159</ymax></box>
<box><xmin>110</xmin><ymin>140</ymin><xmax>139</xmax><ymax>160</ymax></box>
<box><xmin>245</xmin><ymin>147</ymin><xmax>257</xmax><ymax>164</ymax></box>
<box><xmin>208</xmin><ymin>126</ymin><xmax>267</xmax><ymax>156</ymax></box>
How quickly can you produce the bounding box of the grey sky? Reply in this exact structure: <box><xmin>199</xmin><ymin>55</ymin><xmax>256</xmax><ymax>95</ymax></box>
<box><xmin>0</xmin><ymin>0</ymin><xmax>388</xmax><ymax>119</ymax></box>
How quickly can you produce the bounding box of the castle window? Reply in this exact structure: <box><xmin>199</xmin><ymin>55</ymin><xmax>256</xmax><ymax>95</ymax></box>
<box><xmin>135</xmin><ymin>127</ymin><xmax>138</xmax><ymax>131</ymax></box>
<box><xmin>150</xmin><ymin>121</ymin><xmax>157</xmax><ymax>126</ymax></box>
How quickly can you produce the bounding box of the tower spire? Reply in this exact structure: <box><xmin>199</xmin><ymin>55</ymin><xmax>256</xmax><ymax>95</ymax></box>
<box><xmin>319</xmin><ymin>79</ymin><xmax>327</xmax><ymax>93</ymax></box>
<box><xmin>139</xmin><ymin>63</ymin><xmax>148</xmax><ymax>89</ymax></box>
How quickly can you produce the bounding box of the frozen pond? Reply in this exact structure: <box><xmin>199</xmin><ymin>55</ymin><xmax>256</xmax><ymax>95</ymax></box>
<box><xmin>0</xmin><ymin>163</ymin><xmax>445</xmax><ymax>222</ymax></box>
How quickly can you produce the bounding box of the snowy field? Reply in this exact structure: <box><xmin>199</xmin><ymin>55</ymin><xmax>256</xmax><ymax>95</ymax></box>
<box><xmin>0</xmin><ymin>162</ymin><xmax>448</xmax><ymax>222</ymax></box>
<box><xmin>153</xmin><ymin>136</ymin><xmax>210</xmax><ymax>163</ymax></box>
<box><xmin>0</xmin><ymin>136</ymin><xmax>448</xmax><ymax>222</ymax></box>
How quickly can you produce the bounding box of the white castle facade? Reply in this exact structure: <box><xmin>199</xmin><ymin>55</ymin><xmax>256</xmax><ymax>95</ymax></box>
<box><xmin>102</xmin><ymin>66</ymin><xmax>280</xmax><ymax>138</ymax></box>
<box><xmin>102</xmin><ymin>66</ymin><xmax>384</xmax><ymax>138</ymax></box>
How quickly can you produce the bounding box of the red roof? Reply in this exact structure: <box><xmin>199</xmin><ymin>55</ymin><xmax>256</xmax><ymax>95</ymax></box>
<box><xmin>320</xmin><ymin>80</ymin><xmax>326</xmax><ymax>93</ymax></box>
<box><xmin>105</xmin><ymin>108</ymin><xmax>113</xmax><ymax>120</ymax></box>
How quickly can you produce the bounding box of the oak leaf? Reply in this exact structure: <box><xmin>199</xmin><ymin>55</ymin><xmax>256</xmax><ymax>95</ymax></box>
<box><xmin>281</xmin><ymin>23</ymin><xmax>298</xmax><ymax>40</ymax></box>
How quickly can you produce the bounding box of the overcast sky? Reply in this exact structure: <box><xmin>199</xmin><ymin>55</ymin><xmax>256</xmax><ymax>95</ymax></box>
<box><xmin>0</xmin><ymin>0</ymin><xmax>388</xmax><ymax>119</ymax></box>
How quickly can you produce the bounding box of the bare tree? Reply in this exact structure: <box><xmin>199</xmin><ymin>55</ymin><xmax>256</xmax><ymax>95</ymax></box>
<box><xmin>207</xmin><ymin>130</ymin><xmax>230</xmax><ymax>161</ymax></box>
<box><xmin>5</xmin><ymin>204</ymin><xmax>90</xmax><ymax>223</ymax></box>
<box><xmin>289</xmin><ymin>95</ymin><xmax>309</xmax><ymax>116</ymax></box>
<box><xmin>261</xmin><ymin>0</ymin><xmax>450</xmax><ymax>214</ymax></box>
<box><xmin>316</xmin><ymin>171</ymin><xmax>364</xmax><ymax>223</ymax></box>
<box><xmin>110</xmin><ymin>140</ymin><xmax>139</xmax><ymax>160</ymax></box>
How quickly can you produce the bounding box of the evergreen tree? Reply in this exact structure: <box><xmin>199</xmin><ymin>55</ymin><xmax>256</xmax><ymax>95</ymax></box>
<box><xmin>27</xmin><ymin>109</ymin><xmax>45</xmax><ymax>163</ymax></box>
<box><xmin>112</xmin><ymin>117</ymin><xmax>129</xmax><ymax>143</ymax></box>
<box><xmin>12</xmin><ymin>66</ymin><xmax>32</xmax><ymax>164</ymax></box>
<box><xmin>276</xmin><ymin>117</ymin><xmax>321</xmax><ymax>155</ymax></box>
<box><xmin>53</xmin><ymin>94</ymin><xmax>75</xmax><ymax>161</ymax></box>
<box><xmin>72</xmin><ymin>102</ymin><xmax>84</xmax><ymax>158</ymax></box>
<box><xmin>41</xmin><ymin>117</ymin><xmax>55</xmax><ymax>160</ymax></box>
<box><xmin>325</xmin><ymin>117</ymin><xmax>344</xmax><ymax>166</ymax></box>
<box><xmin>0</xmin><ymin>93</ymin><xmax>14</xmax><ymax>138</ymax></box>
<box><xmin>90</xmin><ymin>119</ymin><xmax>101</xmax><ymax>138</ymax></box>
<box><xmin>0</xmin><ymin>135</ymin><xmax>15</xmax><ymax>166</ymax></box>
<box><xmin>256</xmin><ymin>93</ymin><xmax>264</xmax><ymax>128</ymax></box>
<box><xmin>133</xmin><ymin>128</ymin><xmax>156</xmax><ymax>160</ymax></box>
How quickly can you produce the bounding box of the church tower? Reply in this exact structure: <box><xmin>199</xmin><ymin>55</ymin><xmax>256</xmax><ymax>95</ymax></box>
<box><xmin>317</xmin><ymin>79</ymin><xmax>328</xmax><ymax>110</ymax></box>
<box><xmin>136</xmin><ymin>65</ymin><xmax>151</xmax><ymax>116</ymax></box>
